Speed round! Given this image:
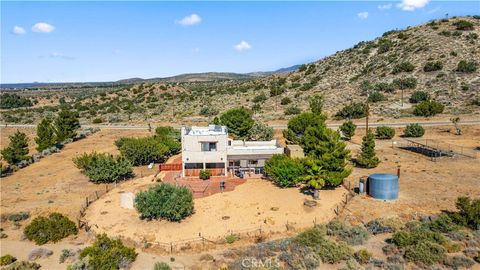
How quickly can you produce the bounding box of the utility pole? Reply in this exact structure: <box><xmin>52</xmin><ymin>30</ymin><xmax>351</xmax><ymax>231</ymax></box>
<box><xmin>366</xmin><ymin>90</ymin><xmax>370</xmax><ymax>133</ymax></box>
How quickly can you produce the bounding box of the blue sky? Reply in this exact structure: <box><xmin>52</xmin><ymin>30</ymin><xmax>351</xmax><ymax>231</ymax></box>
<box><xmin>1</xmin><ymin>1</ymin><xmax>479</xmax><ymax>83</ymax></box>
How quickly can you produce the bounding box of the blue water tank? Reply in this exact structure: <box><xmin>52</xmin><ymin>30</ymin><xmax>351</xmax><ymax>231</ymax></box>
<box><xmin>368</xmin><ymin>173</ymin><xmax>398</xmax><ymax>200</ymax></box>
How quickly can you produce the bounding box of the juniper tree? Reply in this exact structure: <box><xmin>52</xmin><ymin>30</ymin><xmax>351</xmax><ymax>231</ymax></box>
<box><xmin>54</xmin><ymin>108</ymin><xmax>80</xmax><ymax>143</ymax></box>
<box><xmin>309</xmin><ymin>94</ymin><xmax>325</xmax><ymax>114</ymax></box>
<box><xmin>35</xmin><ymin>118</ymin><xmax>56</xmax><ymax>151</ymax></box>
<box><xmin>356</xmin><ymin>130</ymin><xmax>380</xmax><ymax>168</ymax></box>
<box><xmin>1</xmin><ymin>130</ymin><xmax>30</xmax><ymax>164</ymax></box>
<box><xmin>339</xmin><ymin>121</ymin><xmax>356</xmax><ymax>140</ymax></box>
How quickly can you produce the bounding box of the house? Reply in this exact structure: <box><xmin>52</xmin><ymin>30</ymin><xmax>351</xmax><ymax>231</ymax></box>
<box><xmin>181</xmin><ymin>125</ymin><xmax>284</xmax><ymax>177</ymax></box>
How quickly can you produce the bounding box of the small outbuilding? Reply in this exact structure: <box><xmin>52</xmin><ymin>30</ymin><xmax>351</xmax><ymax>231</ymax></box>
<box><xmin>285</xmin><ymin>145</ymin><xmax>305</xmax><ymax>159</ymax></box>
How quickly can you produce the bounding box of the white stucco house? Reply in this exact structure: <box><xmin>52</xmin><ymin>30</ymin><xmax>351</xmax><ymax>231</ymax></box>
<box><xmin>181</xmin><ymin>125</ymin><xmax>284</xmax><ymax>177</ymax></box>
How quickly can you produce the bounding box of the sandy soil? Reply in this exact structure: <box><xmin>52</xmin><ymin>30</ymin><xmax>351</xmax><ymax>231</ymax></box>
<box><xmin>85</xmin><ymin>176</ymin><xmax>347</xmax><ymax>244</ymax></box>
<box><xmin>341</xmin><ymin>124</ymin><xmax>480</xmax><ymax>224</ymax></box>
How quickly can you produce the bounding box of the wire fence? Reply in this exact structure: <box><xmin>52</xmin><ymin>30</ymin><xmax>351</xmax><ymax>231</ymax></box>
<box><xmin>77</xmin><ymin>180</ymin><xmax>357</xmax><ymax>254</ymax></box>
<box><xmin>392</xmin><ymin>138</ymin><xmax>478</xmax><ymax>161</ymax></box>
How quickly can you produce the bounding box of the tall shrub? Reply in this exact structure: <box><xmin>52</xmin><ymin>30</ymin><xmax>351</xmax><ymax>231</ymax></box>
<box><xmin>309</xmin><ymin>94</ymin><xmax>324</xmax><ymax>114</ymax></box>
<box><xmin>117</xmin><ymin>137</ymin><xmax>169</xmax><ymax>166</ymax></box>
<box><xmin>264</xmin><ymin>154</ymin><xmax>304</xmax><ymax>188</ymax></box>
<box><xmin>35</xmin><ymin>118</ymin><xmax>56</xmax><ymax>152</ymax></box>
<box><xmin>54</xmin><ymin>108</ymin><xmax>80</xmax><ymax>142</ymax></box>
<box><xmin>339</xmin><ymin>121</ymin><xmax>356</xmax><ymax>140</ymax></box>
<box><xmin>218</xmin><ymin>107</ymin><xmax>254</xmax><ymax>139</ymax></box>
<box><xmin>73</xmin><ymin>152</ymin><xmax>133</xmax><ymax>183</ymax></box>
<box><xmin>247</xmin><ymin>122</ymin><xmax>274</xmax><ymax>141</ymax></box>
<box><xmin>1</xmin><ymin>131</ymin><xmax>29</xmax><ymax>165</ymax></box>
<box><xmin>283</xmin><ymin>112</ymin><xmax>326</xmax><ymax>144</ymax></box>
<box><xmin>24</xmin><ymin>213</ymin><xmax>78</xmax><ymax>245</ymax></box>
<box><xmin>356</xmin><ymin>130</ymin><xmax>380</xmax><ymax>168</ymax></box>
<box><xmin>79</xmin><ymin>234</ymin><xmax>137</xmax><ymax>270</ymax></box>
<box><xmin>376</xmin><ymin>126</ymin><xmax>395</xmax><ymax>139</ymax></box>
<box><xmin>403</xmin><ymin>123</ymin><xmax>425</xmax><ymax>137</ymax></box>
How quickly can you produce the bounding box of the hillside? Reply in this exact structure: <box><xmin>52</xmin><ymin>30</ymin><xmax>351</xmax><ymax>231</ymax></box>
<box><xmin>1</xmin><ymin>16</ymin><xmax>479</xmax><ymax>125</ymax></box>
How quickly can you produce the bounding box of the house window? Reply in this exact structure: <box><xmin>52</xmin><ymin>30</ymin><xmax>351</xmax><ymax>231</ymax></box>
<box><xmin>248</xmin><ymin>160</ymin><xmax>258</xmax><ymax>166</ymax></box>
<box><xmin>201</xmin><ymin>142</ymin><xmax>217</xmax><ymax>152</ymax></box>
<box><xmin>229</xmin><ymin>160</ymin><xmax>240</xmax><ymax>167</ymax></box>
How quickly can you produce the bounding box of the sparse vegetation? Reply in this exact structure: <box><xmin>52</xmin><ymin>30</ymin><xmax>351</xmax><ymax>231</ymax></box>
<box><xmin>456</xmin><ymin>60</ymin><xmax>477</xmax><ymax>73</ymax></box>
<box><xmin>392</xmin><ymin>61</ymin><xmax>415</xmax><ymax>74</ymax></box>
<box><xmin>423</xmin><ymin>61</ymin><xmax>443</xmax><ymax>72</ymax></box>
<box><xmin>0</xmin><ymin>94</ymin><xmax>33</xmax><ymax>109</ymax></box>
<box><xmin>409</xmin><ymin>90</ymin><xmax>430</xmax><ymax>103</ymax></box>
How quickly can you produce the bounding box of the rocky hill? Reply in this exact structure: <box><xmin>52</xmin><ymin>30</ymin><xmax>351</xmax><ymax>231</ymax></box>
<box><xmin>1</xmin><ymin>16</ymin><xmax>479</xmax><ymax>125</ymax></box>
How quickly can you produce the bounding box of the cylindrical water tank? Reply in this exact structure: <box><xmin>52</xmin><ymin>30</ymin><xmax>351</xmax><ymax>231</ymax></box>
<box><xmin>368</xmin><ymin>173</ymin><xmax>398</xmax><ymax>200</ymax></box>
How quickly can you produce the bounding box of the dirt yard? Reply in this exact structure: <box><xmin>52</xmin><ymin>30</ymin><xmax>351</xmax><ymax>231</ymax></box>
<box><xmin>85</xmin><ymin>175</ymin><xmax>347</xmax><ymax>244</ymax></box>
<box><xmin>341</xmin><ymin>124</ymin><xmax>480</xmax><ymax>224</ymax></box>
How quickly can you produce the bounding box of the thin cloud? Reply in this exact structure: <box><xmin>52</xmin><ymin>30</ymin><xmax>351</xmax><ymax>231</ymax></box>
<box><xmin>32</xmin><ymin>22</ymin><xmax>56</xmax><ymax>33</ymax></box>
<box><xmin>234</xmin><ymin>41</ymin><xmax>252</xmax><ymax>52</ymax></box>
<box><xmin>357</xmin><ymin>12</ymin><xmax>369</xmax><ymax>20</ymax></box>
<box><xmin>378</xmin><ymin>3</ymin><xmax>393</xmax><ymax>10</ymax></box>
<box><xmin>12</xmin><ymin>26</ymin><xmax>26</xmax><ymax>35</ymax></box>
<box><xmin>176</xmin><ymin>14</ymin><xmax>202</xmax><ymax>26</ymax></box>
<box><xmin>397</xmin><ymin>0</ymin><xmax>430</xmax><ymax>11</ymax></box>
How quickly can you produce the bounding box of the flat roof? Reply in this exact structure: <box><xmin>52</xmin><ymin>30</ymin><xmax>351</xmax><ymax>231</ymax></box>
<box><xmin>183</xmin><ymin>125</ymin><xmax>227</xmax><ymax>136</ymax></box>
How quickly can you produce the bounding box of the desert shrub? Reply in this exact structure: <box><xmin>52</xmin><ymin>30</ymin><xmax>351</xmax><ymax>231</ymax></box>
<box><xmin>404</xmin><ymin>241</ymin><xmax>446</xmax><ymax>265</ymax></box>
<box><xmin>92</xmin><ymin>117</ymin><xmax>103</xmax><ymax>124</ymax></box>
<box><xmin>294</xmin><ymin>225</ymin><xmax>328</xmax><ymax>246</ymax></box>
<box><xmin>367</xmin><ymin>91</ymin><xmax>385</xmax><ymax>103</ymax></box>
<box><xmin>281</xmin><ymin>97</ymin><xmax>292</xmax><ymax>105</ymax></box>
<box><xmin>392</xmin><ymin>231</ymin><xmax>413</xmax><ymax>247</ymax></box>
<box><xmin>117</xmin><ymin>137</ymin><xmax>169</xmax><ymax>165</ymax></box>
<box><xmin>309</xmin><ymin>94</ymin><xmax>324</xmax><ymax>114</ymax></box>
<box><xmin>423</xmin><ymin>61</ymin><xmax>443</xmax><ymax>72</ymax></box>
<box><xmin>285</xmin><ymin>106</ymin><xmax>301</xmax><ymax>115</ymax></box>
<box><xmin>456</xmin><ymin>60</ymin><xmax>478</xmax><ymax>73</ymax></box>
<box><xmin>24</xmin><ymin>213</ymin><xmax>78</xmax><ymax>245</ymax></box>
<box><xmin>0</xmin><ymin>94</ymin><xmax>33</xmax><ymax>109</ymax></box>
<box><xmin>264</xmin><ymin>154</ymin><xmax>304</xmax><ymax>188</ymax></box>
<box><xmin>218</xmin><ymin>107</ymin><xmax>254</xmax><ymax>139</ymax></box>
<box><xmin>376</xmin><ymin>126</ymin><xmax>395</xmax><ymax>139</ymax></box>
<box><xmin>327</xmin><ymin>220</ymin><xmax>369</xmax><ymax>245</ymax></box>
<box><xmin>409</xmin><ymin>91</ymin><xmax>430</xmax><ymax>103</ymax></box>
<box><xmin>247</xmin><ymin>122</ymin><xmax>273</xmax><ymax>141</ymax></box>
<box><xmin>392</xmin><ymin>61</ymin><xmax>415</xmax><ymax>74</ymax></box>
<box><xmin>135</xmin><ymin>183</ymin><xmax>194</xmax><ymax>221</ymax></box>
<box><xmin>199</xmin><ymin>169</ymin><xmax>211</xmax><ymax>180</ymax></box>
<box><xmin>429</xmin><ymin>214</ymin><xmax>459</xmax><ymax>233</ymax></box>
<box><xmin>59</xmin><ymin>249</ymin><xmax>77</xmax><ymax>264</ymax></box>
<box><xmin>355</xmin><ymin>249</ymin><xmax>372</xmax><ymax>264</ymax></box>
<box><xmin>153</xmin><ymin>262</ymin><xmax>171</xmax><ymax>270</ymax></box>
<box><xmin>3</xmin><ymin>261</ymin><xmax>41</xmax><ymax>270</ymax></box>
<box><xmin>226</xmin><ymin>234</ymin><xmax>238</xmax><ymax>244</ymax></box>
<box><xmin>0</xmin><ymin>255</ymin><xmax>17</xmax><ymax>266</ymax></box>
<box><xmin>403</xmin><ymin>123</ymin><xmax>425</xmax><ymax>137</ymax></box>
<box><xmin>444</xmin><ymin>255</ymin><xmax>475</xmax><ymax>269</ymax></box>
<box><xmin>73</xmin><ymin>152</ymin><xmax>133</xmax><ymax>183</ymax></box>
<box><xmin>1</xmin><ymin>130</ymin><xmax>29</xmax><ymax>165</ymax></box>
<box><xmin>334</xmin><ymin>102</ymin><xmax>367</xmax><ymax>119</ymax></box>
<box><xmin>199</xmin><ymin>106</ymin><xmax>219</xmax><ymax>116</ymax></box>
<box><xmin>374</xmin><ymin>82</ymin><xmax>396</xmax><ymax>93</ymax></box>
<box><xmin>413</xmin><ymin>100</ymin><xmax>444</xmax><ymax>117</ymax></box>
<box><xmin>453</xmin><ymin>20</ymin><xmax>474</xmax><ymax>30</ymax></box>
<box><xmin>339</xmin><ymin>121</ymin><xmax>356</xmax><ymax>140</ymax></box>
<box><xmin>79</xmin><ymin>234</ymin><xmax>137</xmax><ymax>270</ymax></box>
<box><xmin>393</xmin><ymin>77</ymin><xmax>417</xmax><ymax>89</ymax></box>
<box><xmin>252</xmin><ymin>94</ymin><xmax>267</xmax><ymax>103</ymax></box>
<box><xmin>378</xmin><ymin>38</ymin><xmax>393</xmax><ymax>54</ymax></box>
<box><xmin>318</xmin><ymin>239</ymin><xmax>353</xmax><ymax>263</ymax></box>
<box><xmin>8</xmin><ymin>212</ymin><xmax>30</xmax><ymax>222</ymax></box>
<box><xmin>365</xmin><ymin>218</ymin><xmax>396</xmax><ymax>235</ymax></box>
<box><xmin>450</xmin><ymin>196</ymin><xmax>480</xmax><ymax>230</ymax></box>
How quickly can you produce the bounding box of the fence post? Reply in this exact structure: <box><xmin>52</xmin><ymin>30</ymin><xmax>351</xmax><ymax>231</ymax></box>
<box><xmin>86</xmin><ymin>197</ymin><xmax>89</xmax><ymax>207</ymax></box>
<box><xmin>95</xmin><ymin>191</ymin><xmax>99</xmax><ymax>200</ymax></box>
<box><xmin>170</xmin><ymin>242</ymin><xmax>173</xmax><ymax>254</ymax></box>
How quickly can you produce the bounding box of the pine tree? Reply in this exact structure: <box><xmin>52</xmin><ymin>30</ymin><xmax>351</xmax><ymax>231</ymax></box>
<box><xmin>35</xmin><ymin>118</ymin><xmax>56</xmax><ymax>151</ymax></box>
<box><xmin>339</xmin><ymin>120</ymin><xmax>356</xmax><ymax>140</ymax></box>
<box><xmin>303</xmin><ymin>126</ymin><xmax>351</xmax><ymax>187</ymax></box>
<box><xmin>309</xmin><ymin>94</ymin><xmax>324</xmax><ymax>114</ymax></box>
<box><xmin>1</xmin><ymin>130</ymin><xmax>30</xmax><ymax>164</ymax></box>
<box><xmin>356</xmin><ymin>130</ymin><xmax>380</xmax><ymax>168</ymax></box>
<box><xmin>54</xmin><ymin>108</ymin><xmax>80</xmax><ymax>143</ymax></box>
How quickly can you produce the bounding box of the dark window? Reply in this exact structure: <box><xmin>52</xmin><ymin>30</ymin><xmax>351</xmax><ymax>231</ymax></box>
<box><xmin>184</xmin><ymin>163</ymin><xmax>203</xmax><ymax>169</ymax></box>
<box><xmin>201</xmin><ymin>142</ymin><xmax>217</xmax><ymax>152</ymax></box>
<box><xmin>248</xmin><ymin>160</ymin><xmax>258</xmax><ymax>165</ymax></box>
<box><xmin>206</xmin><ymin>163</ymin><xmax>225</xmax><ymax>169</ymax></box>
<box><xmin>229</xmin><ymin>160</ymin><xmax>240</xmax><ymax>167</ymax></box>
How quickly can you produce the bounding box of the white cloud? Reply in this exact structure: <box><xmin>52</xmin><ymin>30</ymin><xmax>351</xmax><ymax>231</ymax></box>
<box><xmin>378</xmin><ymin>3</ymin><xmax>392</xmax><ymax>10</ymax></box>
<box><xmin>397</xmin><ymin>0</ymin><xmax>430</xmax><ymax>11</ymax></box>
<box><xmin>357</xmin><ymin>12</ymin><xmax>369</xmax><ymax>20</ymax></box>
<box><xmin>176</xmin><ymin>14</ymin><xmax>202</xmax><ymax>26</ymax></box>
<box><xmin>32</xmin><ymin>22</ymin><xmax>56</xmax><ymax>33</ymax></box>
<box><xmin>234</xmin><ymin>41</ymin><xmax>252</xmax><ymax>52</ymax></box>
<box><xmin>12</xmin><ymin>26</ymin><xmax>26</xmax><ymax>35</ymax></box>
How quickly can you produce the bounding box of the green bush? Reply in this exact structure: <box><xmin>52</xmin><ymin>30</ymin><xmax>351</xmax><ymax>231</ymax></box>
<box><xmin>392</xmin><ymin>61</ymin><xmax>415</xmax><ymax>74</ymax></box>
<box><xmin>199</xmin><ymin>106</ymin><xmax>219</xmax><ymax>117</ymax></box>
<box><xmin>376</xmin><ymin>126</ymin><xmax>395</xmax><ymax>139</ymax></box>
<box><xmin>367</xmin><ymin>91</ymin><xmax>385</xmax><ymax>103</ymax></box>
<box><xmin>374</xmin><ymin>82</ymin><xmax>396</xmax><ymax>93</ymax></box>
<box><xmin>8</xmin><ymin>212</ymin><xmax>30</xmax><ymax>222</ymax></box>
<box><xmin>0</xmin><ymin>255</ymin><xmax>17</xmax><ymax>266</ymax></box>
<box><xmin>423</xmin><ymin>61</ymin><xmax>443</xmax><ymax>72</ymax></box>
<box><xmin>199</xmin><ymin>169</ymin><xmax>211</xmax><ymax>180</ymax></box>
<box><xmin>429</xmin><ymin>214</ymin><xmax>459</xmax><ymax>233</ymax></box>
<box><xmin>117</xmin><ymin>137</ymin><xmax>169</xmax><ymax>165</ymax></box>
<box><xmin>450</xmin><ymin>196</ymin><xmax>480</xmax><ymax>230</ymax></box>
<box><xmin>356</xmin><ymin>130</ymin><xmax>380</xmax><ymax>169</ymax></box>
<box><xmin>79</xmin><ymin>234</ymin><xmax>137</xmax><ymax>270</ymax></box>
<box><xmin>153</xmin><ymin>262</ymin><xmax>172</xmax><ymax>270</ymax></box>
<box><xmin>354</xmin><ymin>249</ymin><xmax>372</xmax><ymax>264</ymax></box>
<box><xmin>393</xmin><ymin>77</ymin><xmax>417</xmax><ymax>89</ymax></box>
<box><xmin>135</xmin><ymin>183</ymin><xmax>194</xmax><ymax>221</ymax></box>
<box><xmin>392</xmin><ymin>231</ymin><xmax>413</xmax><ymax>247</ymax></box>
<box><xmin>92</xmin><ymin>118</ymin><xmax>103</xmax><ymax>124</ymax></box>
<box><xmin>252</xmin><ymin>94</ymin><xmax>267</xmax><ymax>103</ymax></box>
<box><xmin>226</xmin><ymin>234</ymin><xmax>238</xmax><ymax>244</ymax></box>
<box><xmin>403</xmin><ymin>123</ymin><xmax>425</xmax><ymax>137</ymax></box>
<box><xmin>285</xmin><ymin>106</ymin><xmax>301</xmax><ymax>115</ymax></box>
<box><xmin>294</xmin><ymin>225</ymin><xmax>327</xmax><ymax>247</ymax></box>
<box><xmin>334</xmin><ymin>102</ymin><xmax>367</xmax><ymax>119</ymax></box>
<box><xmin>73</xmin><ymin>152</ymin><xmax>133</xmax><ymax>183</ymax></box>
<box><xmin>3</xmin><ymin>261</ymin><xmax>41</xmax><ymax>270</ymax></box>
<box><xmin>0</xmin><ymin>94</ymin><xmax>33</xmax><ymax>109</ymax></box>
<box><xmin>1</xmin><ymin>130</ymin><xmax>30</xmax><ymax>165</ymax></box>
<box><xmin>409</xmin><ymin>91</ymin><xmax>430</xmax><ymax>103</ymax></box>
<box><xmin>24</xmin><ymin>213</ymin><xmax>78</xmax><ymax>245</ymax></box>
<box><xmin>54</xmin><ymin>108</ymin><xmax>80</xmax><ymax>143</ymax></box>
<box><xmin>339</xmin><ymin>121</ymin><xmax>356</xmax><ymax>140</ymax></box>
<box><xmin>281</xmin><ymin>97</ymin><xmax>292</xmax><ymax>105</ymax></box>
<box><xmin>218</xmin><ymin>107</ymin><xmax>254</xmax><ymax>139</ymax></box>
<box><xmin>264</xmin><ymin>154</ymin><xmax>304</xmax><ymax>188</ymax></box>
<box><xmin>405</xmin><ymin>241</ymin><xmax>446</xmax><ymax>265</ymax></box>
<box><xmin>413</xmin><ymin>100</ymin><xmax>444</xmax><ymax>117</ymax></box>
<box><xmin>35</xmin><ymin>118</ymin><xmax>56</xmax><ymax>152</ymax></box>
<box><xmin>326</xmin><ymin>220</ymin><xmax>369</xmax><ymax>245</ymax></box>
<box><xmin>309</xmin><ymin>94</ymin><xmax>324</xmax><ymax>114</ymax></box>
<box><xmin>453</xmin><ymin>20</ymin><xmax>474</xmax><ymax>30</ymax></box>
<box><xmin>444</xmin><ymin>256</ymin><xmax>475</xmax><ymax>269</ymax></box>
<box><xmin>456</xmin><ymin>60</ymin><xmax>478</xmax><ymax>73</ymax></box>
<box><xmin>247</xmin><ymin>122</ymin><xmax>274</xmax><ymax>141</ymax></box>
<box><xmin>283</xmin><ymin>112</ymin><xmax>326</xmax><ymax>144</ymax></box>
